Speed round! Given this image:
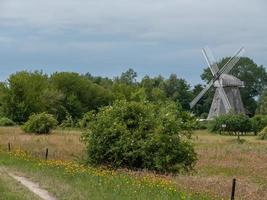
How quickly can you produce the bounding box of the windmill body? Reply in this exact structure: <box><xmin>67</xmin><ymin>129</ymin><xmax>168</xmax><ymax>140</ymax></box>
<box><xmin>190</xmin><ymin>47</ymin><xmax>246</xmax><ymax>119</ymax></box>
<box><xmin>208</xmin><ymin>74</ymin><xmax>245</xmax><ymax>119</ymax></box>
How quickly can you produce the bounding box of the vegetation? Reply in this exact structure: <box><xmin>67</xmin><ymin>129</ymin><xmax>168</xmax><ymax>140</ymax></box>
<box><xmin>82</xmin><ymin>100</ymin><xmax>197</xmax><ymax>173</ymax></box>
<box><xmin>258</xmin><ymin>126</ymin><xmax>267</xmax><ymax>140</ymax></box>
<box><xmin>0</xmin><ymin>149</ymin><xmax>208</xmax><ymax>200</ymax></box>
<box><xmin>22</xmin><ymin>112</ymin><xmax>58</xmax><ymax>134</ymax></box>
<box><xmin>0</xmin><ymin>117</ymin><xmax>16</xmax><ymax>126</ymax></box>
<box><xmin>209</xmin><ymin>113</ymin><xmax>252</xmax><ymax>138</ymax></box>
<box><xmin>0</xmin><ymin>59</ymin><xmax>266</xmax><ymax>198</ymax></box>
<box><xmin>250</xmin><ymin>115</ymin><xmax>267</xmax><ymax>135</ymax></box>
<box><xmin>1</xmin><ymin>128</ymin><xmax>267</xmax><ymax>199</ymax></box>
<box><xmin>0</xmin><ymin>170</ymin><xmax>40</xmax><ymax>200</ymax></box>
<box><xmin>0</xmin><ymin>59</ymin><xmax>265</xmax><ymax>124</ymax></box>
<box><xmin>257</xmin><ymin>90</ymin><xmax>267</xmax><ymax>115</ymax></box>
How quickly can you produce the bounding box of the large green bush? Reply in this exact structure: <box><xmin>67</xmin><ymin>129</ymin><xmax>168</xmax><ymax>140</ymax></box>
<box><xmin>0</xmin><ymin>117</ymin><xmax>16</xmax><ymax>126</ymax></box>
<box><xmin>82</xmin><ymin>100</ymin><xmax>197</xmax><ymax>173</ymax></box>
<box><xmin>210</xmin><ymin>113</ymin><xmax>252</xmax><ymax>136</ymax></box>
<box><xmin>22</xmin><ymin>112</ymin><xmax>58</xmax><ymax>134</ymax></box>
<box><xmin>250</xmin><ymin>115</ymin><xmax>267</xmax><ymax>135</ymax></box>
<box><xmin>258</xmin><ymin>126</ymin><xmax>267</xmax><ymax>140</ymax></box>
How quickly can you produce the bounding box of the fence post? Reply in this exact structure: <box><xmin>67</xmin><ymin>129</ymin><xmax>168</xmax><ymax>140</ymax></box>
<box><xmin>8</xmin><ymin>142</ymin><xmax>11</xmax><ymax>152</ymax></box>
<box><xmin>45</xmin><ymin>148</ymin><xmax>49</xmax><ymax>160</ymax></box>
<box><xmin>231</xmin><ymin>178</ymin><xmax>236</xmax><ymax>200</ymax></box>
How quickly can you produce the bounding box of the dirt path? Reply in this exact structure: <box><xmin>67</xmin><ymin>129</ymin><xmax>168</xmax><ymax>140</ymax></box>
<box><xmin>0</xmin><ymin>167</ymin><xmax>57</xmax><ymax>200</ymax></box>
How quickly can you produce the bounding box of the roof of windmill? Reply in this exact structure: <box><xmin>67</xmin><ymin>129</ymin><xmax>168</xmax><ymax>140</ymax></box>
<box><xmin>214</xmin><ymin>74</ymin><xmax>244</xmax><ymax>87</ymax></box>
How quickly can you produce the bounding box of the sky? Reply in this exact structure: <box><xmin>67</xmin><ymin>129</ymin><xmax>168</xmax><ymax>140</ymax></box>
<box><xmin>0</xmin><ymin>0</ymin><xmax>266</xmax><ymax>86</ymax></box>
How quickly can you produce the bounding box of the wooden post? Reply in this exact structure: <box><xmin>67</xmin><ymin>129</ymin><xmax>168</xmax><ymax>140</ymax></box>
<box><xmin>231</xmin><ymin>178</ymin><xmax>236</xmax><ymax>200</ymax></box>
<box><xmin>8</xmin><ymin>143</ymin><xmax>11</xmax><ymax>152</ymax></box>
<box><xmin>45</xmin><ymin>148</ymin><xmax>49</xmax><ymax>160</ymax></box>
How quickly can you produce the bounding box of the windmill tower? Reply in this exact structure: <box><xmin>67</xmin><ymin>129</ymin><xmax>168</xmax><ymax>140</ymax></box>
<box><xmin>190</xmin><ymin>47</ymin><xmax>245</xmax><ymax>119</ymax></box>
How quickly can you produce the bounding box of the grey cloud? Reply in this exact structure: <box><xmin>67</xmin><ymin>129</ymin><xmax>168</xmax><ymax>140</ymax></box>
<box><xmin>0</xmin><ymin>0</ymin><xmax>266</xmax><ymax>84</ymax></box>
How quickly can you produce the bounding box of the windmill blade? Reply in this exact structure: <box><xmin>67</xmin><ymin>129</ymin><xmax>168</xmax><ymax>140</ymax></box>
<box><xmin>219</xmin><ymin>47</ymin><xmax>245</xmax><ymax>75</ymax></box>
<box><xmin>190</xmin><ymin>80</ymin><xmax>213</xmax><ymax>109</ymax></box>
<box><xmin>217</xmin><ymin>80</ymin><xmax>231</xmax><ymax>112</ymax></box>
<box><xmin>202</xmin><ymin>47</ymin><xmax>219</xmax><ymax>75</ymax></box>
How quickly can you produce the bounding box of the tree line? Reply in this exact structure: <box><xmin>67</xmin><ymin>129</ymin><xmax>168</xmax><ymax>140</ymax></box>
<box><xmin>0</xmin><ymin>56</ymin><xmax>266</xmax><ymax>124</ymax></box>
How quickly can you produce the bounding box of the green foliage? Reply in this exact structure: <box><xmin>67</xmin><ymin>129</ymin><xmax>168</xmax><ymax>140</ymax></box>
<box><xmin>0</xmin><ymin>117</ymin><xmax>16</xmax><ymax>126</ymax></box>
<box><xmin>1</xmin><ymin>71</ymin><xmax>51</xmax><ymax>122</ymax></box>
<box><xmin>82</xmin><ymin>100</ymin><xmax>197</xmax><ymax>173</ymax></box>
<box><xmin>258</xmin><ymin>126</ymin><xmax>267</xmax><ymax>140</ymax></box>
<box><xmin>22</xmin><ymin>112</ymin><xmax>58</xmax><ymax>134</ymax></box>
<box><xmin>162</xmin><ymin>74</ymin><xmax>192</xmax><ymax>110</ymax></box>
<box><xmin>210</xmin><ymin>113</ymin><xmax>252</xmax><ymax>135</ymax></box>
<box><xmin>51</xmin><ymin>72</ymin><xmax>112</xmax><ymax>121</ymax></box>
<box><xmin>250</xmin><ymin>115</ymin><xmax>267</xmax><ymax>135</ymax></box>
<box><xmin>196</xmin><ymin>120</ymin><xmax>209</xmax><ymax>130</ymax></box>
<box><xmin>59</xmin><ymin>114</ymin><xmax>75</xmax><ymax>128</ymax></box>
<box><xmin>257</xmin><ymin>90</ymin><xmax>267</xmax><ymax>115</ymax></box>
<box><xmin>77</xmin><ymin>111</ymin><xmax>96</xmax><ymax>129</ymax></box>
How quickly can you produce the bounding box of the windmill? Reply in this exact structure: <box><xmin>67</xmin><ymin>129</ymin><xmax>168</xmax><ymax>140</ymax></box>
<box><xmin>190</xmin><ymin>47</ymin><xmax>245</xmax><ymax>119</ymax></box>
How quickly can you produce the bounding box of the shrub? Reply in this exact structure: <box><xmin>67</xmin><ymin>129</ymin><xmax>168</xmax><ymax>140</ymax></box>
<box><xmin>258</xmin><ymin>126</ymin><xmax>267</xmax><ymax>140</ymax></box>
<box><xmin>250</xmin><ymin>115</ymin><xmax>267</xmax><ymax>135</ymax></box>
<box><xmin>59</xmin><ymin>114</ymin><xmax>75</xmax><ymax>128</ymax></box>
<box><xmin>196</xmin><ymin>120</ymin><xmax>209</xmax><ymax>130</ymax></box>
<box><xmin>22</xmin><ymin>112</ymin><xmax>58</xmax><ymax>134</ymax></box>
<box><xmin>82</xmin><ymin>100</ymin><xmax>197</xmax><ymax>173</ymax></box>
<box><xmin>77</xmin><ymin>111</ymin><xmax>96</xmax><ymax>129</ymax></box>
<box><xmin>210</xmin><ymin>113</ymin><xmax>252</xmax><ymax>136</ymax></box>
<box><xmin>0</xmin><ymin>117</ymin><xmax>16</xmax><ymax>126</ymax></box>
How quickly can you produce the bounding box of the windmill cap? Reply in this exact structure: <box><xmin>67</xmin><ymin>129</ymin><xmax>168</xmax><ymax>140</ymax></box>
<box><xmin>214</xmin><ymin>74</ymin><xmax>244</xmax><ymax>87</ymax></box>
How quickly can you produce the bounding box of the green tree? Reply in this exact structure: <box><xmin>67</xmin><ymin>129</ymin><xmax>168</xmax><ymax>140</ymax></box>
<box><xmin>50</xmin><ymin>72</ymin><xmax>112</xmax><ymax>121</ymax></box>
<box><xmin>114</xmin><ymin>68</ymin><xmax>138</xmax><ymax>85</ymax></box>
<box><xmin>1</xmin><ymin>71</ymin><xmax>51</xmax><ymax>122</ymax></box>
<box><xmin>140</xmin><ymin>76</ymin><xmax>166</xmax><ymax>102</ymax></box>
<box><xmin>163</xmin><ymin>74</ymin><xmax>192</xmax><ymax>110</ymax></box>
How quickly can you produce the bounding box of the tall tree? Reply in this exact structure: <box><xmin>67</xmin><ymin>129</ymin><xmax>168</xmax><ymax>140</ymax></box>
<box><xmin>116</xmin><ymin>68</ymin><xmax>137</xmax><ymax>85</ymax></box>
<box><xmin>50</xmin><ymin>72</ymin><xmax>112</xmax><ymax>121</ymax></box>
<box><xmin>1</xmin><ymin>71</ymin><xmax>51</xmax><ymax>122</ymax></box>
<box><xmin>163</xmin><ymin>74</ymin><xmax>192</xmax><ymax>110</ymax></box>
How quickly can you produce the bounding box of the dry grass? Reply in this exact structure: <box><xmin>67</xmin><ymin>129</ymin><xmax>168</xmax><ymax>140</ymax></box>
<box><xmin>0</xmin><ymin>127</ymin><xmax>85</xmax><ymax>160</ymax></box>
<box><xmin>1</xmin><ymin>127</ymin><xmax>267</xmax><ymax>199</ymax></box>
<box><xmin>172</xmin><ymin>130</ymin><xmax>267</xmax><ymax>200</ymax></box>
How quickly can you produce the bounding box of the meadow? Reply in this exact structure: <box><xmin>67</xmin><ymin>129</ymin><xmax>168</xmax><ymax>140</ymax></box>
<box><xmin>0</xmin><ymin>127</ymin><xmax>267</xmax><ymax>200</ymax></box>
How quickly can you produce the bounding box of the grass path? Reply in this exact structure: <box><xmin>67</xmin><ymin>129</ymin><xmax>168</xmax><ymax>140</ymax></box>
<box><xmin>8</xmin><ymin>171</ymin><xmax>57</xmax><ymax>200</ymax></box>
<box><xmin>0</xmin><ymin>167</ymin><xmax>41</xmax><ymax>200</ymax></box>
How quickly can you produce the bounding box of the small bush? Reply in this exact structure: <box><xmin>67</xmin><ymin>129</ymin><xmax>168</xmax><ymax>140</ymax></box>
<box><xmin>210</xmin><ymin>113</ymin><xmax>252</xmax><ymax>136</ymax></box>
<box><xmin>250</xmin><ymin>115</ymin><xmax>267</xmax><ymax>135</ymax></box>
<box><xmin>59</xmin><ymin>114</ymin><xmax>75</xmax><ymax>128</ymax></box>
<box><xmin>258</xmin><ymin>126</ymin><xmax>267</xmax><ymax>140</ymax></box>
<box><xmin>0</xmin><ymin>117</ymin><xmax>16</xmax><ymax>126</ymax></box>
<box><xmin>196</xmin><ymin>120</ymin><xmax>209</xmax><ymax>130</ymax></box>
<box><xmin>82</xmin><ymin>100</ymin><xmax>197</xmax><ymax>173</ymax></box>
<box><xmin>22</xmin><ymin>112</ymin><xmax>58</xmax><ymax>134</ymax></box>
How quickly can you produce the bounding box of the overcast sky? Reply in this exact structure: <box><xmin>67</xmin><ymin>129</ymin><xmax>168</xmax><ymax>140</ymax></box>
<box><xmin>0</xmin><ymin>0</ymin><xmax>266</xmax><ymax>85</ymax></box>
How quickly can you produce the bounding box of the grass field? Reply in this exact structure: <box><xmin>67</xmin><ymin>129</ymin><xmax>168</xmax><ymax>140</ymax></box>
<box><xmin>0</xmin><ymin>127</ymin><xmax>267</xmax><ymax>199</ymax></box>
